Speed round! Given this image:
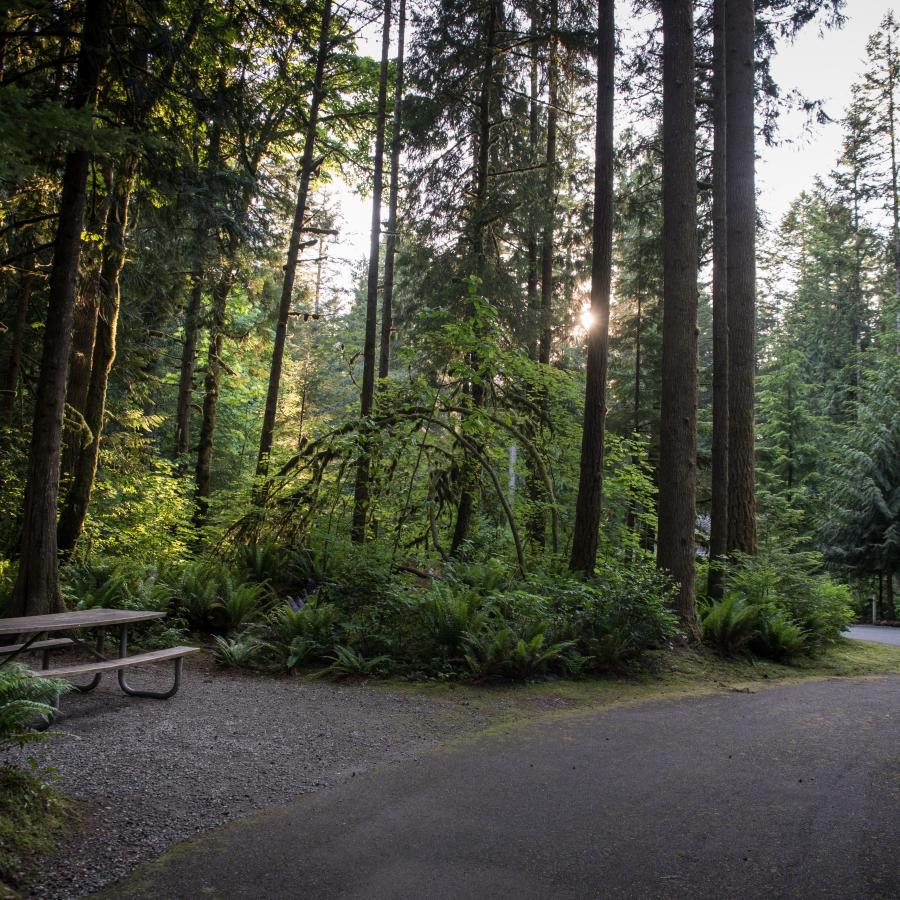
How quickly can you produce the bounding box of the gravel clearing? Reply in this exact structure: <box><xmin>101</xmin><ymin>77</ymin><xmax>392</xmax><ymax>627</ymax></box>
<box><xmin>2</xmin><ymin>653</ymin><xmax>503</xmax><ymax>899</ymax></box>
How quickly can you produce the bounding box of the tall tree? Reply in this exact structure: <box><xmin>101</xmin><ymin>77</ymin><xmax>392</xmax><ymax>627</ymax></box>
<box><xmin>174</xmin><ymin>123</ymin><xmax>222</xmax><ymax>459</ymax></box>
<box><xmin>8</xmin><ymin>0</ymin><xmax>108</xmax><ymax>616</ymax></box>
<box><xmin>529</xmin><ymin>0</ymin><xmax>559</xmax><ymax>547</ymax></box>
<box><xmin>657</xmin><ymin>0</ymin><xmax>700</xmax><ymax>638</ymax></box>
<box><xmin>708</xmin><ymin>0</ymin><xmax>729</xmax><ymax>598</ymax></box>
<box><xmin>57</xmin><ymin>5</ymin><xmax>206</xmax><ymax>555</ymax></box>
<box><xmin>256</xmin><ymin>0</ymin><xmax>333</xmax><ymax>483</ymax></box>
<box><xmin>351</xmin><ymin>0</ymin><xmax>392</xmax><ymax>541</ymax></box>
<box><xmin>725</xmin><ymin>0</ymin><xmax>757</xmax><ymax>555</ymax></box>
<box><xmin>569</xmin><ymin>0</ymin><xmax>614</xmax><ymax>574</ymax></box>
<box><xmin>449</xmin><ymin>0</ymin><xmax>499</xmax><ymax>554</ymax></box>
<box><xmin>378</xmin><ymin>0</ymin><xmax>407</xmax><ymax>380</ymax></box>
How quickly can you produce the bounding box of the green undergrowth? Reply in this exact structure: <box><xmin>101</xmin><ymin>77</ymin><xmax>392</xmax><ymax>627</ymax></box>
<box><xmin>0</xmin><ymin>764</ymin><xmax>69</xmax><ymax>896</ymax></box>
<box><xmin>374</xmin><ymin>639</ymin><xmax>900</xmax><ymax>723</ymax></box>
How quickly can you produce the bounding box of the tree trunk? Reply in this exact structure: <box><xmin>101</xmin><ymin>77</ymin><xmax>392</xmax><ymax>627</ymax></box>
<box><xmin>725</xmin><ymin>0</ymin><xmax>757</xmax><ymax>555</ymax></box>
<box><xmin>193</xmin><ymin>271</ymin><xmax>233</xmax><ymax>526</ymax></box>
<box><xmin>524</xmin><ymin>4</ymin><xmax>542</xmax><ymax>543</ymax></box>
<box><xmin>625</xmin><ymin>290</ymin><xmax>643</xmax><ymax>542</ymax></box>
<box><xmin>56</xmin><ymin>10</ymin><xmax>204</xmax><ymax>553</ymax></box>
<box><xmin>378</xmin><ymin>0</ymin><xmax>406</xmax><ymax>380</ymax></box>
<box><xmin>57</xmin><ymin>154</ymin><xmax>138</xmax><ymax>557</ymax></box>
<box><xmin>8</xmin><ymin>0</ymin><xmax>107</xmax><ymax>617</ymax></box>
<box><xmin>61</xmin><ymin>164</ymin><xmax>113</xmax><ymax>481</ymax></box>
<box><xmin>174</xmin><ymin>274</ymin><xmax>203</xmax><ymax>457</ymax></box>
<box><xmin>569</xmin><ymin>0</ymin><xmax>614</xmax><ymax>575</ymax></box>
<box><xmin>175</xmin><ymin>124</ymin><xmax>222</xmax><ymax>459</ymax></box>
<box><xmin>1</xmin><ymin>239</ymin><xmax>35</xmax><ymax>426</ymax></box>
<box><xmin>885</xmin><ymin>562</ymin><xmax>896</xmax><ymax>620</ymax></box>
<box><xmin>886</xmin><ymin>25</ymin><xmax>900</xmax><ymax>299</ymax></box>
<box><xmin>256</xmin><ymin>0</ymin><xmax>332</xmax><ymax>484</ymax></box>
<box><xmin>537</xmin><ymin>0</ymin><xmax>558</xmax><ymax>374</ymax></box>
<box><xmin>528</xmin><ymin>0</ymin><xmax>559</xmax><ymax>548</ymax></box>
<box><xmin>526</xmin><ymin>9</ymin><xmax>539</xmax><ymax>340</ymax></box>
<box><xmin>657</xmin><ymin>0</ymin><xmax>700</xmax><ymax>640</ymax></box>
<box><xmin>708</xmin><ymin>0</ymin><xmax>729</xmax><ymax>600</ymax></box>
<box><xmin>450</xmin><ymin>0</ymin><xmax>498</xmax><ymax>554</ymax></box>
<box><xmin>350</xmin><ymin>0</ymin><xmax>391</xmax><ymax>542</ymax></box>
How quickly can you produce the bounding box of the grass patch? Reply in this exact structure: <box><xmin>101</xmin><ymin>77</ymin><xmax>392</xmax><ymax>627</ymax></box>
<box><xmin>0</xmin><ymin>764</ymin><xmax>69</xmax><ymax>896</ymax></box>
<box><xmin>376</xmin><ymin>638</ymin><xmax>900</xmax><ymax>723</ymax></box>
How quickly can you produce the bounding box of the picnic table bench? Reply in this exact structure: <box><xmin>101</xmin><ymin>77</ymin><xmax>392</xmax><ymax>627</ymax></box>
<box><xmin>0</xmin><ymin>609</ymin><xmax>197</xmax><ymax>723</ymax></box>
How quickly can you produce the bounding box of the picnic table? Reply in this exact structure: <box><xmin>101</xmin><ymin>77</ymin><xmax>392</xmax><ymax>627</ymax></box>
<box><xmin>0</xmin><ymin>608</ymin><xmax>197</xmax><ymax>722</ymax></box>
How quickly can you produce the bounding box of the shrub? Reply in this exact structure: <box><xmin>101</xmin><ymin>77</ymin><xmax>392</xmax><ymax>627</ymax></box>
<box><xmin>231</xmin><ymin>541</ymin><xmax>318</xmax><ymax>597</ymax></box>
<box><xmin>750</xmin><ymin>610</ymin><xmax>808</xmax><ymax>662</ymax></box>
<box><xmin>0</xmin><ymin>665</ymin><xmax>70</xmax><ymax>749</ymax></box>
<box><xmin>211</xmin><ymin>636</ymin><xmax>267</xmax><ymax>669</ymax></box>
<box><xmin>263</xmin><ymin>598</ymin><xmax>340</xmax><ymax>668</ymax></box>
<box><xmin>523</xmin><ymin>561</ymin><xmax>679</xmax><ymax>669</ymax></box>
<box><xmin>416</xmin><ymin>583</ymin><xmax>488</xmax><ymax>662</ymax></box>
<box><xmin>170</xmin><ymin>558</ymin><xmax>230</xmax><ymax>633</ymax></box>
<box><xmin>701</xmin><ymin>596</ymin><xmax>759</xmax><ymax>657</ymax></box>
<box><xmin>726</xmin><ymin>549</ymin><xmax>853</xmax><ymax>649</ymax></box>
<box><xmin>308</xmin><ymin>537</ymin><xmax>396</xmax><ymax>612</ymax></box>
<box><xmin>214</xmin><ymin>579</ymin><xmax>269</xmax><ymax>632</ymax></box>
<box><xmin>168</xmin><ymin>559</ymin><xmax>275</xmax><ymax>634</ymax></box>
<box><xmin>64</xmin><ymin>558</ymin><xmax>172</xmax><ymax>612</ymax></box>
<box><xmin>0</xmin><ymin>763</ymin><xmax>68</xmax><ymax>889</ymax></box>
<box><xmin>463</xmin><ymin>622</ymin><xmax>574</xmax><ymax>680</ymax></box>
<box><xmin>321</xmin><ymin>645</ymin><xmax>392</xmax><ymax>679</ymax></box>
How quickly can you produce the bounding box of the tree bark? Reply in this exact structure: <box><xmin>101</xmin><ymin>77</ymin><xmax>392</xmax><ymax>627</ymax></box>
<box><xmin>527</xmin><ymin>0</ymin><xmax>559</xmax><ymax>548</ymax></box>
<box><xmin>886</xmin><ymin>24</ymin><xmax>900</xmax><ymax>299</ymax></box>
<box><xmin>56</xmin><ymin>10</ymin><xmax>205</xmax><ymax>554</ymax></box>
<box><xmin>725</xmin><ymin>0</ymin><xmax>757</xmax><ymax>555</ymax></box>
<box><xmin>885</xmin><ymin>562</ymin><xmax>896</xmax><ymax>620</ymax></box>
<box><xmin>657</xmin><ymin>0</ymin><xmax>700</xmax><ymax>639</ymax></box>
<box><xmin>351</xmin><ymin>0</ymin><xmax>391</xmax><ymax>541</ymax></box>
<box><xmin>708</xmin><ymin>0</ymin><xmax>729</xmax><ymax>599</ymax></box>
<box><xmin>256</xmin><ymin>0</ymin><xmax>332</xmax><ymax>483</ymax></box>
<box><xmin>526</xmin><ymin>8</ymin><xmax>539</xmax><ymax>340</ymax></box>
<box><xmin>378</xmin><ymin>0</ymin><xmax>406</xmax><ymax>381</ymax></box>
<box><xmin>174</xmin><ymin>274</ymin><xmax>203</xmax><ymax>458</ymax></box>
<box><xmin>537</xmin><ymin>0</ymin><xmax>558</xmax><ymax>375</ymax></box>
<box><xmin>569</xmin><ymin>0</ymin><xmax>614</xmax><ymax>575</ymax></box>
<box><xmin>9</xmin><ymin>0</ymin><xmax>107</xmax><ymax>617</ymax></box>
<box><xmin>193</xmin><ymin>270</ymin><xmax>233</xmax><ymax>526</ymax></box>
<box><xmin>57</xmin><ymin>154</ymin><xmax>139</xmax><ymax>557</ymax></box>
<box><xmin>524</xmin><ymin>4</ymin><xmax>542</xmax><ymax>543</ymax></box>
<box><xmin>450</xmin><ymin>0</ymin><xmax>498</xmax><ymax>554</ymax></box>
<box><xmin>61</xmin><ymin>164</ymin><xmax>113</xmax><ymax>481</ymax></box>
<box><xmin>175</xmin><ymin>124</ymin><xmax>222</xmax><ymax>459</ymax></box>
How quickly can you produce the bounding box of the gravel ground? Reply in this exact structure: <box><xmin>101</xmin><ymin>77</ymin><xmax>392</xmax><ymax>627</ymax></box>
<box><xmin>2</xmin><ymin>653</ymin><xmax>501</xmax><ymax>899</ymax></box>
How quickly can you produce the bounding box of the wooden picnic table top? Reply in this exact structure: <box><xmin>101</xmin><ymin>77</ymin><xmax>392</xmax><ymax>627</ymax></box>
<box><xmin>0</xmin><ymin>608</ymin><xmax>166</xmax><ymax>636</ymax></box>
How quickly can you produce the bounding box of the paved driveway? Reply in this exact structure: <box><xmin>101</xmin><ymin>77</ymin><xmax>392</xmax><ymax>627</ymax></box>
<box><xmin>103</xmin><ymin>677</ymin><xmax>900</xmax><ymax>900</ymax></box>
<box><xmin>846</xmin><ymin>625</ymin><xmax>900</xmax><ymax>647</ymax></box>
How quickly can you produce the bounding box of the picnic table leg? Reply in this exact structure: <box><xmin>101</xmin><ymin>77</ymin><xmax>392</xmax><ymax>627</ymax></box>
<box><xmin>70</xmin><ymin>627</ymin><xmax>104</xmax><ymax>693</ymax></box>
<box><xmin>116</xmin><ymin>624</ymin><xmax>185</xmax><ymax>699</ymax></box>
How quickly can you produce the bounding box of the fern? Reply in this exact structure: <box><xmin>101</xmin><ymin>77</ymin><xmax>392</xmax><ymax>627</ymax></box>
<box><xmin>701</xmin><ymin>597</ymin><xmax>759</xmax><ymax>657</ymax></box>
<box><xmin>0</xmin><ymin>665</ymin><xmax>71</xmax><ymax>748</ymax></box>
<box><xmin>321</xmin><ymin>645</ymin><xmax>392</xmax><ymax>678</ymax></box>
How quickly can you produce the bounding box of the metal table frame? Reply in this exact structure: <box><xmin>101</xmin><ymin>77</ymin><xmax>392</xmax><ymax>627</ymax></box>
<box><xmin>0</xmin><ymin>608</ymin><xmax>181</xmax><ymax>701</ymax></box>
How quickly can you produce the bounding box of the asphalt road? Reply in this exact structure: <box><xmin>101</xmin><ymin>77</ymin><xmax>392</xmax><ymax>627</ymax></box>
<box><xmin>101</xmin><ymin>677</ymin><xmax>900</xmax><ymax>900</ymax></box>
<box><xmin>846</xmin><ymin>625</ymin><xmax>900</xmax><ymax>647</ymax></box>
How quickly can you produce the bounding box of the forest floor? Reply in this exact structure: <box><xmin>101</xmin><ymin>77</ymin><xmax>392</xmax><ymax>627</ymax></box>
<box><xmin>3</xmin><ymin>640</ymin><xmax>899</xmax><ymax>899</ymax></box>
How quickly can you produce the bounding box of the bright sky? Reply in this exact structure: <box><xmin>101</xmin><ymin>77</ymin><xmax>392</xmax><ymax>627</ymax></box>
<box><xmin>759</xmin><ymin>1</ymin><xmax>894</xmax><ymax>226</ymax></box>
<box><xmin>324</xmin><ymin>2</ymin><xmax>895</xmax><ymax>297</ymax></box>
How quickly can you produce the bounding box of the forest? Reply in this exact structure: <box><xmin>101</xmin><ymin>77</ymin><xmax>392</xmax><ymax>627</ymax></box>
<box><xmin>0</xmin><ymin>0</ymin><xmax>899</xmax><ymax>683</ymax></box>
